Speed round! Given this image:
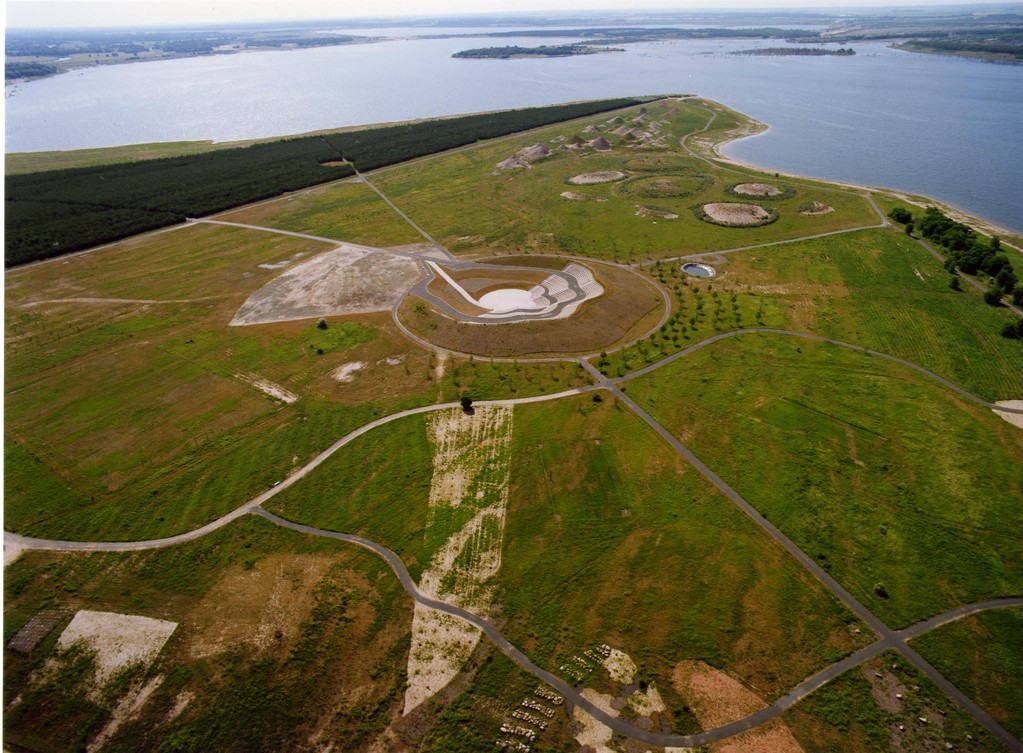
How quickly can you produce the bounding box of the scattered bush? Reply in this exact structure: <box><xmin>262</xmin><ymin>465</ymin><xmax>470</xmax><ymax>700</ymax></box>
<box><xmin>888</xmin><ymin>206</ymin><xmax>913</xmax><ymax>224</ymax></box>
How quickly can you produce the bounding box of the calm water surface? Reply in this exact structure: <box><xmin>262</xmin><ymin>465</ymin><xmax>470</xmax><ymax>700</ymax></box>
<box><xmin>6</xmin><ymin>36</ymin><xmax>1022</xmax><ymax>231</ymax></box>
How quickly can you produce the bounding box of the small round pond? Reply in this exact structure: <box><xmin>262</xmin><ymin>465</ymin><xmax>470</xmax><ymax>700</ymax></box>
<box><xmin>682</xmin><ymin>263</ymin><xmax>716</xmax><ymax>278</ymax></box>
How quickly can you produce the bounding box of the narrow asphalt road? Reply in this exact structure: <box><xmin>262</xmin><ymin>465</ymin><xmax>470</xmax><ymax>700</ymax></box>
<box><xmin>251</xmin><ymin>507</ymin><xmax>1023</xmax><ymax>750</ymax></box>
<box><xmin>7</xmin><ymin>330</ymin><xmax>1022</xmax><ymax>748</ymax></box>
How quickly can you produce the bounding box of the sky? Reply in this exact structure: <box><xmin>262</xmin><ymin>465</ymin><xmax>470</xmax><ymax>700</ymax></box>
<box><xmin>5</xmin><ymin>0</ymin><xmax>1011</xmax><ymax>29</ymax></box>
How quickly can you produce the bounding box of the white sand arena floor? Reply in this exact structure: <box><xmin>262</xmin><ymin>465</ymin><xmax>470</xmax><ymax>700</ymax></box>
<box><xmin>478</xmin><ymin>288</ymin><xmax>540</xmax><ymax>312</ymax></box>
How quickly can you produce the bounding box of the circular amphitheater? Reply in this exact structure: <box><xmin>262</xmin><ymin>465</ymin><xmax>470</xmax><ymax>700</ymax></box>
<box><xmin>400</xmin><ymin>256</ymin><xmax>667</xmax><ymax>358</ymax></box>
<box><xmin>422</xmin><ymin>259</ymin><xmax>605</xmax><ymax>321</ymax></box>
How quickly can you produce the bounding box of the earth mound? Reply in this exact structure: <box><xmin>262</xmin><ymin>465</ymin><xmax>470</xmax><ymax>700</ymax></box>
<box><xmin>698</xmin><ymin>202</ymin><xmax>776</xmax><ymax>227</ymax></box>
<box><xmin>733</xmin><ymin>182</ymin><xmax>783</xmax><ymax>197</ymax></box>
<box><xmin>799</xmin><ymin>201</ymin><xmax>835</xmax><ymax>215</ymax></box>
<box><xmin>567</xmin><ymin>171</ymin><xmax>627</xmax><ymax>185</ymax></box>
<box><xmin>517</xmin><ymin>143</ymin><xmax>553</xmax><ymax>161</ymax></box>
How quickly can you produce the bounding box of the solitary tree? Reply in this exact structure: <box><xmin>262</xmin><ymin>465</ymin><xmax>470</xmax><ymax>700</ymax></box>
<box><xmin>460</xmin><ymin>395</ymin><xmax>473</xmax><ymax>412</ymax></box>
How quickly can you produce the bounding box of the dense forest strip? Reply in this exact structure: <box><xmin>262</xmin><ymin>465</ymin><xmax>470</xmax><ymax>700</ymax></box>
<box><xmin>5</xmin><ymin>97</ymin><xmax>646</xmax><ymax>267</ymax></box>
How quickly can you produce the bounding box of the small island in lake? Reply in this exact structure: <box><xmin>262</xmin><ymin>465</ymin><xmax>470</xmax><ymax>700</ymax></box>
<box><xmin>733</xmin><ymin>47</ymin><xmax>855</xmax><ymax>56</ymax></box>
<box><xmin>453</xmin><ymin>44</ymin><xmax>624</xmax><ymax>59</ymax></box>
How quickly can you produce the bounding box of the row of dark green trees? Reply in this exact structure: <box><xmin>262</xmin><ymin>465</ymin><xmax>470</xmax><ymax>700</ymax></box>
<box><xmin>5</xmin><ymin>97</ymin><xmax>645</xmax><ymax>267</ymax></box>
<box><xmin>889</xmin><ymin>205</ymin><xmax>1023</xmax><ymax>338</ymax></box>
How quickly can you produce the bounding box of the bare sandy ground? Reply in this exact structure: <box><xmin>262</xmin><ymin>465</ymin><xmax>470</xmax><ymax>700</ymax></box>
<box><xmin>572</xmin><ymin>688</ymin><xmax>620</xmax><ymax>753</ymax></box>
<box><xmin>799</xmin><ymin>201</ymin><xmax>835</xmax><ymax>215</ymax></box>
<box><xmin>331</xmin><ymin>361</ymin><xmax>366</xmax><ymax>383</ymax></box>
<box><xmin>672</xmin><ymin>660</ymin><xmax>803</xmax><ymax>753</ymax></box>
<box><xmin>567</xmin><ymin>171</ymin><xmax>627</xmax><ymax>185</ymax></box>
<box><xmin>636</xmin><ymin>206</ymin><xmax>679</xmax><ymax>219</ymax></box>
<box><xmin>404</xmin><ymin>405</ymin><xmax>514</xmax><ymax>715</ymax></box>
<box><xmin>733</xmin><ymin>183</ymin><xmax>783</xmax><ymax>197</ymax></box>
<box><xmin>231</xmin><ymin>244</ymin><xmax>421</xmax><ymax>326</ymax></box>
<box><xmin>573</xmin><ymin>647</ymin><xmax>668</xmax><ymax>752</ymax></box>
<box><xmin>703</xmin><ymin>203</ymin><xmax>770</xmax><ymax>225</ymax></box>
<box><xmin>58</xmin><ymin>610</ymin><xmax>177</xmax><ymax>683</ymax></box>
<box><xmin>603</xmin><ymin>648</ymin><xmax>638</xmax><ymax>683</ymax></box>
<box><xmin>235</xmin><ymin>372</ymin><xmax>298</xmax><ymax>403</ymax></box>
<box><xmin>560</xmin><ymin>191</ymin><xmax>608</xmax><ymax>202</ymax></box>
<box><xmin>993</xmin><ymin>400</ymin><xmax>1023</xmax><ymax>429</ymax></box>
<box><xmin>4</xmin><ymin>539</ymin><xmax>26</xmax><ymax>566</ymax></box>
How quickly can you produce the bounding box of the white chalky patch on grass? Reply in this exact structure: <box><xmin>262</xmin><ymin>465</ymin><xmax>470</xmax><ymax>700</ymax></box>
<box><xmin>58</xmin><ymin>611</ymin><xmax>177</xmax><ymax>684</ymax></box>
<box><xmin>993</xmin><ymin>400</ymin><xmax>1023</xmax><ymax>429</ymax></box>
<box><xmin>403</xmin><ymin>405</ymin><xmax>513</xmax><ymax>715</ymax></box>
<box><xmin>572</xmin><ymin>688</ymin><xmax>619</xmax><ymax>753</ymax></box>
<box><xmin>603</xmin><ymin>647</ymin><xmax>638</xmax><ymax>683</ymax></box>
<box><xmin>332</xmin><ymin>361</ymin><xmax>366</xmax><ymax>383</ymax></box>
<box><xmin>236</xmin><ymin>373</ymin><xmax>298</xmax><ymax>403</ymax></box>
<box><xmin>628</xmin><ymin>682</ymin><xmax>667</xmax><ymax>716</ymax></box>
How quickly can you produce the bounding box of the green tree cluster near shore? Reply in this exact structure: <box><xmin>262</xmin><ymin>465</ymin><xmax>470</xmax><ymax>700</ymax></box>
<box><xmin>889</xmin><ymin>205</ymin><xmax>1023</xmax><ymax>337</ymax></box>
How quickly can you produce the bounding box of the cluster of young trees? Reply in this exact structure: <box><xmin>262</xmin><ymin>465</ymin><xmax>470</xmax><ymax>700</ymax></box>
<box><xmin>6</xmin><ymin>98</ymin><xmax>644</xmax><ymax>267</ymax></box>
<box><xmin>889</xmin><ymin>205</ymin><xmax>1023</xmax><ymax>337</ymax></box>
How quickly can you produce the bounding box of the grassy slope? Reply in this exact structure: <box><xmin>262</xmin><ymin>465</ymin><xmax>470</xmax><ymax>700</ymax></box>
<box><xmin>625</xmin><ymin>334</ymin><xmax>1023</xmax><ymax>628</ymax></box>
<box><xmin>910</xmin><ymin>607</ymin><xmax>1023</xmax><ymax>740</ymax></box>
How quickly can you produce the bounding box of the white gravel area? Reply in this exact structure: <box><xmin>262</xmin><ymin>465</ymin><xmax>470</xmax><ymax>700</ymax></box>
<box><xmin>404</xmin><ymin>405</ymin><xmax>513</xmax><ymax>715</ymax></box>
<box><xmin>703</xmin><ymin>202</ymin><xmax>770</xmax><ymax>225</ymax></box>
<box><xmin>58</xmin><ymin>610</ymin><xmax>177</xmax><ymax>683</ymax></box>
<box><xmin>993</xmin><ymin>400</ymin><xmax>1023</xmax><ymax>429</ymax></box>
<box><xmin>733</xmin><ymin>183</ymin><xmax>782</xmax><ymax>197</ymax></box>
<box><xmin>232</xmin><ymin>244</ymin><xmax>421</xmax><ymax>325</ymax></box>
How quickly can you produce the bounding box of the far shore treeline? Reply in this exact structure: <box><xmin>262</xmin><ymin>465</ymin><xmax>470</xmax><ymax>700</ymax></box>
<box><xmin>4</xmin><ymin>97</ymin><xmax>646</xmax><ymax>267</ymax></box>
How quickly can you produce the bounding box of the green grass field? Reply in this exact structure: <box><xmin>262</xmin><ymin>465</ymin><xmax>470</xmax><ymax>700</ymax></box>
<box><xmin>626</xmin><ymin>334</ymin><xmax>1023</xmax><ymax>628</ymax></box>
<box><xmin>498</xmin><ymin>395</ymin><xmax>869</xmax><ymax>710</ymax></box>
<box><xmin>784</xmin><ymin>650</ymin><xmax>1003</xmax><ymax>752</ymax></box>
<box><xmin>5</xmin><ymin>96</ymin><xmax>1022</xmax><ymax>752</ymax></box>
<box><xmin>367</xmin><ymin>108</ymin><xmax>879</xmax><ymax>262</ymax></box>
<box><xmin>910</xmin><ymin>607</ymin><xmax>1023</xmax><ymax>740</ymax></box>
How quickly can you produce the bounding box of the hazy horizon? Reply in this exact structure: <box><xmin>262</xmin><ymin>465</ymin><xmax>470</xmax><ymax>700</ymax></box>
<box><xmin>7</xmin><ymin>0</ymin><xmax>1021</xmax><ymax>30</ymax></box>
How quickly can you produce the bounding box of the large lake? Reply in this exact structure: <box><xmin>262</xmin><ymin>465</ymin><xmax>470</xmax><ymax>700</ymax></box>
<box><xmin>6</xmin><ymin>32</ymin><xmax>1022</xmax><ymax>232</ymax></box>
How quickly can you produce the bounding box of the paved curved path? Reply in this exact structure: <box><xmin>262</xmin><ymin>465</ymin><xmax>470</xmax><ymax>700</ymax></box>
<box><xmin>250</xmin><ymin>507</ymin><xmax>1023</xmax><ymax>749</ymax></box>
<box><xmin>621</xmin><ymin>328</ymin><xmax>1023</xmax><ymax>415</ymax></box>
<box><xmin>7</xmin><ymin>328</ymin><xmax>1022</xmax><ymax>748</ymax></box>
